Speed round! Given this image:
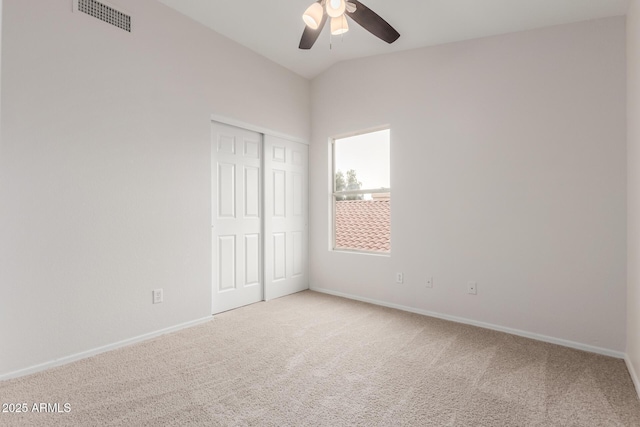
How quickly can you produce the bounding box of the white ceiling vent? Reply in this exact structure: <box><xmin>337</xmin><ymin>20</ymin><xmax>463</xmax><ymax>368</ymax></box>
<box><xmin>74</xmin><ymin>0</ymin><xmax>131</xmax><ymax>32</ymax></box>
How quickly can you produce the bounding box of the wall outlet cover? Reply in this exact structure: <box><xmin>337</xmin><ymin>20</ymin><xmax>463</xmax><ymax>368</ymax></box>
<box><xmin>153</xmin><ymin>289</ymin><xmax>163</xmax><ymax>304</ymax></box>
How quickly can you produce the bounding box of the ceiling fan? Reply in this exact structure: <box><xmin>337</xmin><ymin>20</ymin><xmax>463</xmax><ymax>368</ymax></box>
<box><xmin>299</xmin><ymin>0</ymin><xmax>400</xmax><ymax>49</ymax></box>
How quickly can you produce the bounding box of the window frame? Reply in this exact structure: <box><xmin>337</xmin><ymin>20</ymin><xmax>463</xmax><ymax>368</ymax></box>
<box><xmin>330</xmin><ymin>128</ymin><xmax>391</xmax><ymax>255</ymax></box>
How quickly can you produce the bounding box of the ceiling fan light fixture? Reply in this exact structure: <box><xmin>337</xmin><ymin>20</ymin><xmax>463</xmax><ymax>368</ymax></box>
<box><xmin>330</xmin><ymin>15</ymin><xmax>349</xmax><ymax>35</ymax></box>
<box><xmin>299</xmin><ymin>0</ymin><xmax>400</xmax><ymax>50</ymax></box>
<box><xmin>326</xmin><ymin>0</ymin><xmax>346</xmax><ymax>18</ymax></box>
<box><xmin>303</xmin><ymin>2</ymin><xmax>323</xmax><ymax>29</ymax></box>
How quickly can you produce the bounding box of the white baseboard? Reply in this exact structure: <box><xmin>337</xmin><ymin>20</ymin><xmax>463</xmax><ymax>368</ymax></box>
<box><xmin>310</xmin><ymin>287</ymin><xmax>625</xmax><ymax>359</ymax></box>
<box><xmin>0</xmin><ymin>316</ymin><xmax>214</xmax><ymax>382</ymax></box>
<box><xmin>625</xmin><ymin>355</ymin><xmax>640</xmax><ymax>400</ymax></box>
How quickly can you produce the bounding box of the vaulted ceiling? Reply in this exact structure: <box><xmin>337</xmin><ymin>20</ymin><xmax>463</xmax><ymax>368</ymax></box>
<box><xmin>156</xmin><ymin>0</ymin><xmax>629</xmax><ymax>79</ymax></box>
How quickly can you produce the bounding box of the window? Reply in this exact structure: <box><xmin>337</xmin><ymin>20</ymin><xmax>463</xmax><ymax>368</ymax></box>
<box><xmin>332</xmin><ymin>129</ymin><xmax>390</xmax><ymax>253</ymax></box>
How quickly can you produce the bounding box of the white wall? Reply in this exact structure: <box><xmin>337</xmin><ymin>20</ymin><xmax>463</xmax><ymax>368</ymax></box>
<box><xmin>0</xmin><ymin>0</ymin><xmax>309</xmax><ymax>377</ymax></box>
<box><xmin>310</xmin><ymin>17</ymin><xmax>627</xmax><ymax>353</ymax></box>
<box><xmin>627</xmin><ymin>0</ymin><xmax>640</xmax><ymax>392</ymax></box>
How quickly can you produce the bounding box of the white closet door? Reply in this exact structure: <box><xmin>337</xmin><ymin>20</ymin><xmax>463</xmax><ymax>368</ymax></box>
<box><xmin>264</xmin><ymin>135</ymin><xmax>309</xmax><ymax>300</ymax></box>
<box><xmin>211</xmin><ymin>122</ymin><xmax>263</xmax><ymax>314</ymax></box>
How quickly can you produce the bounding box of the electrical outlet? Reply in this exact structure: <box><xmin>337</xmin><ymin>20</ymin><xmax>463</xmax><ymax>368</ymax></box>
<box><xmin>153</xmin><ymin>289</ymin><xmax>163</xmax><ymax>304</ymax></box>
<box><xmin>426</xmin><ymin>277</ymin><xmax>433</xmax><ymax>288</ymax></box>
<box><xmin>467</xmin><ymin>282</ymin><xmax>477</xmax><ymax>295</ymax></box>
<box><xmin>396</xmin><ymin>273</ymin><xmax>404</xmax><ymax>284</ymax></box>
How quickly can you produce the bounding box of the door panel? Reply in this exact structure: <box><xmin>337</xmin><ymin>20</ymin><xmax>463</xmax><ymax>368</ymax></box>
<box><xmin>292</xmin><ymin>172</ymin><xmax>303</xmax><ymax>216</ymax></box>
<box><xmin>212</xmin><ymin>122</ymin><xmax>263</xmax><ymax>314</ymax></box>
<box><xmin>273</xmin><ymin>170</ymin><xmax>286</xmax><ymax>217</ymax></box>
<box><xmin>218</xmin><ymin>163</ymin><xmax>235</xmax><ymax>218</ymax></box>
<box><xmin>244</xmin><ymin>167</ymin><xmax>260</xmax><ymax>218</ymax></box>
<box><xmin>218</xmin><ymin>235</ymin><xmax>236</xmax><ymax>291</ymax></box>
<box><xmin>244</xmin><ymin>234</ymin><xmax>260</xmax><ymax>286</ymax></box>
<box><xmin>273</xmin><ymin>233</ymin><xmax>287</xmax><ymax>281</ymax></box>
<box><xmin>264</xmin><ymin>136</ymin><xmax>309</xmax><ymax>300</ymax></box>
<box><xmin>292</xmin><ymin>231</ymin><xmax>303</xmax><ymax>277</ymax></box>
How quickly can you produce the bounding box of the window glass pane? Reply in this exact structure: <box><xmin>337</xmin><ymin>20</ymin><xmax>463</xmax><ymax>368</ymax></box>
<box><xmin>334</xmin><ymin>129</ymin><xmax>390</xmax><ymax>192</ymax></box>
<box><xmin>334</xmin><ymin>193</ymin><xmax>391</xmax><ymax>253</ymax></box>
<box><xmin>333</xmin><ymin>128</ymin><xmax>391</xmax><ymax>254</ymax></box>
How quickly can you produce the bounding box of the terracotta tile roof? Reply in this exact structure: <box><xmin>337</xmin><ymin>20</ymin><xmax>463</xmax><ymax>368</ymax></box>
<box><xmin>335</xmin><ymin>199</ymin><xmax>390</xmax><ymax>252</ymax></box>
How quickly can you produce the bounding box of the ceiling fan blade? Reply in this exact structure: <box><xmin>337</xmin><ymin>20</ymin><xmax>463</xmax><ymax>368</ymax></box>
<box><xmin>299</xmin><ymin>11</ymin><xmax>328</xmax><ymax>49</ymax></box>
<box><xmin>346</xmin><ymin>0</ymin><xmax>400</xmax><ymax>44</ymax></box>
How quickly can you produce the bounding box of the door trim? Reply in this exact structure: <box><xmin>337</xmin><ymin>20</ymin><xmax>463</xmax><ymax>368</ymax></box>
<box><xmin>210</xmin><ymin>114</ymin><xmax>308</xmax><ymax>146</ymax></box>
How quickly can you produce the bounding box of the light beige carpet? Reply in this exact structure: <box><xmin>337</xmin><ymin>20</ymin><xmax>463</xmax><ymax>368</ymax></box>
<box><xmin>1</xmin><ymin>290</ymin><xmax>639</xmax><ymax>426</ymax></box>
